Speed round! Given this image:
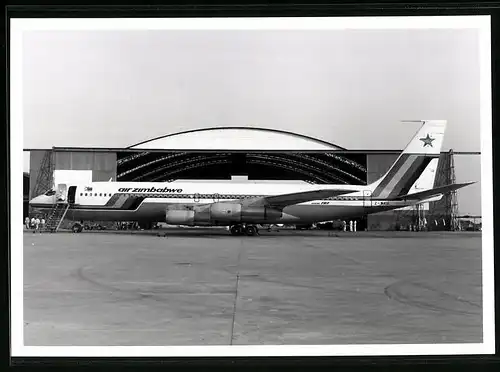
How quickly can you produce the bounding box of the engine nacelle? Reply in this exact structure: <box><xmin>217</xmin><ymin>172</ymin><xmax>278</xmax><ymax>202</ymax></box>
<box><xmin>209</xmin><ymin>203</ymin><xmax>282</xmax><ymax>223</ymax></box>
<box><xmin>241</xmin><ymin>207</ymin><xmax>282</xmax><ymax>221</ymax></box>
<box><xmin>165</xmin><ymin>210</ymin><xmax>195</xmax><ymax>225</ymax></box>
<box><xmin>209</xmin><ymin>203</ymin><xmax>242</xmax><ymax>220</ymax></box>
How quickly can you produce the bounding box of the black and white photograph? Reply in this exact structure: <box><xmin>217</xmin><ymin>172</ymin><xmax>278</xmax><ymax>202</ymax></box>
<box><xmin>10</xmin><ymin>16</ymin><xmax>494</xmax><ymax>357</ymax></box>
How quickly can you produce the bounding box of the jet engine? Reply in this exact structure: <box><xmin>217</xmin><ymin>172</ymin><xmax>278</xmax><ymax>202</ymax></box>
<box><xmin>165</xmin><ymin>203</ymin><xmax>282</xmax><ymax>226</ymax></box>
<box><xmin>165</xmin><ymin>210</ymin><xmax>195</xmax><ymax>225</ymax></box>
<box><xmin>209</xmin><ymin>203</ymin><xmax>282</xmax><ymax>222</ymax></box>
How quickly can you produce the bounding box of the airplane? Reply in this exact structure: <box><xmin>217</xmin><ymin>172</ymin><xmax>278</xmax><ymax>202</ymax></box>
<box><xmin>29</xmin><ymin>120</ymin><xmax>474</xmax><ymax>236</ymax></box>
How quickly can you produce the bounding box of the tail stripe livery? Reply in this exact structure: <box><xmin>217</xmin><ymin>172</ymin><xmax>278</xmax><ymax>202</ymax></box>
<box><xmin>370</xmin><ymin>120</ymin><xmax>446</xmax><ymax>199</ymax></box>
<box><xmin>390</xmin><ymin>156</ymin><xmax>434</xmax><ymax>198</ymax></box>
<box><xmin>371</xmin><ymin>154</ymin><xmax>434</xmax><ymax>198</ymax></box>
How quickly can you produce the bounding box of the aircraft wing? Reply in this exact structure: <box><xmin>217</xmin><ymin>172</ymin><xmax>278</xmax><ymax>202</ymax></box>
<box><xmin>393</xmin><ymin>182</ymin><xmax>475</xmax><ymax>201</ymax></box>
<box><xmin>241</xmin><ymin>189</ymin><xmax>358</xmax><ymax>208</ymax></box>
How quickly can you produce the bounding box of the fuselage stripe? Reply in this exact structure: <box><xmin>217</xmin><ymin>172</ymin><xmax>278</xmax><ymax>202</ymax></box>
<box><xmin>27</xmin><ymin>192</ymin><xmax>423</xmax><ymax>213</ymax></box>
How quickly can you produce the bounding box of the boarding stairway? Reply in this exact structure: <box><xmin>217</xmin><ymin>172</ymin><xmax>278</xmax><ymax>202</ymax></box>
<box><xmin>44</xmin><ymin>203</ymin><xmax>70</xmax><ymax>232</ymax></box>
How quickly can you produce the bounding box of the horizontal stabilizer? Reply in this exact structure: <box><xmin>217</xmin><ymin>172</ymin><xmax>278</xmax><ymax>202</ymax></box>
<box><xmin>245</xmin><ymin>189</ymin><xmax>358</xmax><ymax>208</ymax></box>
<box><xmin>393</xmin><ymin>182</ymin><xmax>475</xmax><ymax>201</ymax></box>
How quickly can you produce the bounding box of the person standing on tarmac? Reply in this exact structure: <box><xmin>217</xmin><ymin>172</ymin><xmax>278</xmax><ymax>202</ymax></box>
<box><xmin>25</xmin><ymin>217</ymin><xmax>30</xmax><ymax>230</ymax></box>
<box><xmin>34</xmin><ymin>216</ymin><xmax>40</xmax><ymax>233</ymax></box>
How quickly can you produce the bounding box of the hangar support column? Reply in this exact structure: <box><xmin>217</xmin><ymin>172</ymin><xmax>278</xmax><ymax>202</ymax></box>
<box><xmin>428</xmin><ymin>149</ymin><xmax>460</xmax><ymax>231</ymax></box>
<box><xmin>29</xmin><ymin>150</ymin><xmax>54</xmax><ymax>202</ymax></box>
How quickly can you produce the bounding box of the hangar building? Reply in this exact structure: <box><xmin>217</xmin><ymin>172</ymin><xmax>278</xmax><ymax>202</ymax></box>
<box><xmin>26</xmin><ymin>127</ymin><xmax>458</xmax><ymax>231</ymax></box>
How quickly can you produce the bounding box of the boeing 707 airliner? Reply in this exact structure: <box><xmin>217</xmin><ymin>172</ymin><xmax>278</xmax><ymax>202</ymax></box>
<box><xmin>29</xmin><ymin>120</ymin><xmax>473</xmax><ymax>235</ymax></box>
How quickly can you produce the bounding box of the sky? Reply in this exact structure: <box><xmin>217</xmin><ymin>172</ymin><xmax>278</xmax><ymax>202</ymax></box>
<box><xmin>21</xmin><ymin>28</ymin><xmax>485</xmax><ymax>215</ymax></box>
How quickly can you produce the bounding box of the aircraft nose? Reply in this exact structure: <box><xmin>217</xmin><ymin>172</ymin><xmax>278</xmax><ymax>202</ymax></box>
<box><xmin>29</xmin><ymin>195</ymin><xmax>42</xmax><ymax>205</ymax></box>
<box><xmin>29</xmin><ymin>195</ymin><xmax>55</xmax><ymax>205</ymax></box>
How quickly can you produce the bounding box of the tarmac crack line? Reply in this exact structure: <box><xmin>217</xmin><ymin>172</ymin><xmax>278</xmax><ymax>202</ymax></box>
<box><xmin>229</xmin><ymin>273</ymin><xmax>240</xmax><ymax>346</ymax></box>
<box><xmin>384</xmin><ymin>280</ymin><xmax>481</xmax><ymax>316</ymax></box>
<box><xmin>229</xmin><ymin>238</ymin><xmax>245</xmax><ymax>345</ymax></box>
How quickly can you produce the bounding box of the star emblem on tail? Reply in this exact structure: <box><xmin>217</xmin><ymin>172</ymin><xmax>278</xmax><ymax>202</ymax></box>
<box><xmin>419</xmin><ymin>134</ymin><xmax>435</xmax><ymax>147</ymax></box>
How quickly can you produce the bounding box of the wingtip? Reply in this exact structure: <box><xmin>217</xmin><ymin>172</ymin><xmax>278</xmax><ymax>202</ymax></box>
<box><xmin>456</xmin><ymin>181</ymin><xmax>476</xmax><ymax>189</ymax></box>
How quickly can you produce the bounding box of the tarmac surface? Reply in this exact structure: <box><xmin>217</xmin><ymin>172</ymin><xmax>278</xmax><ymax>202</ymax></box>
<box><xmin>23</xmin><ymin>228</ymin><xmax>483</xmax><ymax>346</ymax></box>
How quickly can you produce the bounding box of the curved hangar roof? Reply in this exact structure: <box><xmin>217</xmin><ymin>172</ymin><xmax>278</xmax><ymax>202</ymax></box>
<box><xmin>130</xmin><ymin>127</ymin><xmax>345</xmax><ymax>151</ymax></box>
<box><xmin>120</xmin><ymin>127</ymin><xmax>366</xmax><ymax>184</ymax></box>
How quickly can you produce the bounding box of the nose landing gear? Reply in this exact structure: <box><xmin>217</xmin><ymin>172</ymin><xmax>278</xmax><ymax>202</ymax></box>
<box><xmin>229</xmin><ymin>224</ymin><xmax>258</xmax><ymax>236</ymax></box>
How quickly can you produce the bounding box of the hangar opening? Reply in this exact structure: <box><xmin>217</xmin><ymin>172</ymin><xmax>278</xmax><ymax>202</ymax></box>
<box><xmin>116</xmin><ymin>151</ymin><xmax>367</xmax><ymax>185</ymax></box>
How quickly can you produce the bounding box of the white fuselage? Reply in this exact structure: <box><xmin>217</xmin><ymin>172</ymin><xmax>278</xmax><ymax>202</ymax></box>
<box><xmin>30</xmin><ymin>180</ymin><xmax>432</xmax><ymax>225</ymax></box>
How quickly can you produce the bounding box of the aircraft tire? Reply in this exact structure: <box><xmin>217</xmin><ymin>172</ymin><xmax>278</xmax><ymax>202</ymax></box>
<box><xmin>229</xmin><ymin>225</ymin><xmax>239</xmax><ymax>235</ymax></box>
<box><xmin>244</xmin><ymin>225</ymin><xmax>257</xmax><ymax>236</ymax></box>
<box><xmin>230</xmin><ymin>225</ymin><xmax>244</xmax><ymax>236</ymax></box>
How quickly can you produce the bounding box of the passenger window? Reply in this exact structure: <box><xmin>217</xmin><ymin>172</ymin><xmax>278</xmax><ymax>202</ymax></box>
<box><xmin>85</xmin><ymin>193</ymin><xmax>87</xmax><ymax>196</ymax></box>
<box><xmin>100</xmin><ymin>193</ymin><xmax>102</xmax><ymax>197</ymax></box>
<box><xmin>80</xmin><ymin>193</ymin><xmax>83</xmax><ymax>196</ymax></box>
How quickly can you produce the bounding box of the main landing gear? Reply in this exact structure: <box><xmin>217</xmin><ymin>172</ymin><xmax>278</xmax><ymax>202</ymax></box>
<box><xmin>229</xmin><ymin>224</ymin><xmax>258</xmax><ymax>236</ymax></box>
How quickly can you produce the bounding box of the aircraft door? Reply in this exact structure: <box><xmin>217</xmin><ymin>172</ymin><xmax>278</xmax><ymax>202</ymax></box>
<box><xmin>67</xmin><ymin>186</ymin><xmax>77</xmax><ymax>204</ymax></box>
<box><xmin>56</xmin><ymin>184</ymin><xmax>67</xmax><ymax>203</ymax></box>
<box><xmin>362</xmin><ymin>190</ymin><xmax>372</xmax><ymax>208</ymax></box>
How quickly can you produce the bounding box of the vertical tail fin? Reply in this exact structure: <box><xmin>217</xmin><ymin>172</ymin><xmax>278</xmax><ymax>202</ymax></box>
<box><xmin>369</xmin><ymin>120</ymin><xmax>447</xmax><ymax>199</ymax></box>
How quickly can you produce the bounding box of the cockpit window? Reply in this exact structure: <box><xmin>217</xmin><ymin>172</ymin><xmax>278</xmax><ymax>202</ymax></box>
<box><xmin>44</xmin><ymin>190</ymin><xmax>56</xmax><ymax>196</ymax></box>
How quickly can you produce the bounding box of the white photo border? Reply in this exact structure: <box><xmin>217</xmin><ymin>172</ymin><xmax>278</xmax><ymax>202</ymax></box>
<box><xmin>10</xmin><ymin>15</ymin><xmax>494</xmax><ymax>357</ymax></box>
